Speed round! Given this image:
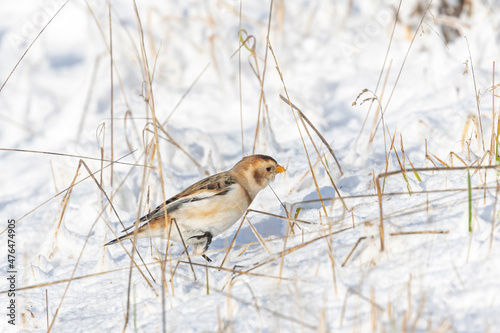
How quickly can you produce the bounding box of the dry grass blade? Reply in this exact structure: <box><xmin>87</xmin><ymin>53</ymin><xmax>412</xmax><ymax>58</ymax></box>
<box><xmin>425</xmin><ymin>139</ymin><xmax>438</xmax><ymax>168</ymax></box>
<box><xmin>0</xmin><ymin>113</ymin><xmax>34</xmax><ymax>133</ymax></box>
<box><xmin>79</xmin><ymin>160</ymin><xmax>156</xmax><ymax>286</ymax></box>
<box><xmin>246</xmin><ymin>218</ymin><xmax>271</xmax><ymax>253</ymax></box>
<box><xmin>109</xmin><ymin>4</ymin><xmax>115</xmax><ymax>202</ymax></box>
<box><xmin>349</xmin><ymin>286</ymin><xmax>384</xmax><ymax>312</ymax></box>
<box><xmin>468</xmin><ymin>169</ymin><xmax>472</xmax><ymax>232</ymax></box>
<box><xmin>47</xmin><ymin>236</ymin><xmax>93</xmax><ymax>332</ymax></box>
<box><xmin>389</xmin><ymin>231</ymin><xmax>449</xmax><ymax>236</ymax></box>
<box><xmin>299</xmin><ymin>108</ymin><xmax>348</xmax><ymax>211</ymax></box>
<box><xmin>172</xmin><ymin>218</ymin><xmax>197</xmax><ymax>281</ymax></box>
<box><xmin>238</xmin><ymin>1</ymin><xmax>244</xmax><ymax>156</ymax></box>
<box><xmin>61</xmin><ymin>147</ymin><xmax>160</xmax><ymax>294</ymax></box>
<box><xmin>406</xmin><ymin>155</ymin><xmax>421</xmax><ymax>181</ymax></box>
<box><xmin>220</xmin><ymin>211</ymin><xmax>249</xmax><ymax>268</ymax></box>
<box><xmin>376</xmin><ymin>164</ymin><xmax>500</xmax><ymax>251</ymax></box>
<box><xmin>0</xmin><ymin>0</ymin><xmax>69</xmax><ymax>93</ymax></box>
<box><xmin>375</xmin><ymin>176</ymin><xmax>385</xmax><ymax>251</ymax></box>
<box><xmin>77</xmin><ymin>55</ymin><xmax>102</xmax><ymax>140</ymax></box>
<box><xmin>370</xmin><ymin>287</ymin><xmax>377</xmax><ymax>331</ymax></box>
<box><xmin>247</xmin><ymin>209</ymin><xmax>314</xmax><ymax>225</ymax></box>
<box><xmin>371</xmin><ymin>0</ymin><xmax>433</xmax><ymax>138</ymax></box>
<box><xmin>391</xmin><ymin>132</ymin><xmax>412</xmax><ymax>194</ymax></box>
<box><xmin>0</xmin><ymin>148</ymin><xmax>147</xmax><ymax>168</ymax></box>
<box><xmin>428</xmin><ymin>150</ymin><xmax>450</xmax><ymax>167</ymax></box>
<box><xmin>270</xmin><ymin>46</ymin><xmax>328</xmax><ymax>221</ymax></box>
<box><xmin>179</xmin><ymin>261</ymin><xmax>299</xmax><ymax>281</ymax></box>
<box><xmin>279</xmin><ymin>94</ymin><xmax>343</xmax><ymax>175</ymax></box>
<box><xmin>54</xmin><ymin>170</ymin><xmax>79</xmax><ymax>239</ymax></box>
<box><xmin>162</xmin><ymin>221</ymin><xmax>175</xmax><ymax>296</ymax></box>
<box><xmin>130</xmin><ymin>2</ymin><xmax>171</xmax><ymax>331</ymax></box>
<box><xmin>0</xmin><ymin>233</ymin><xmax>305</xmax><ymax>295</ymax></box>
<box><xmin>356</xmin><ymin>0</ymin><xmax>401</xmax><ymax>141</ymax></box>
<box><xmin>465</xmin><ymin>36</ymin><xmax>485</xmax><ymax>151</ymax></box>
<box><xmin>152</xmin><ymin>126</ymin><xmax>204</xmax><ymax>170</ymax></box>
<box><xmin>382</xmin><ymin>125</ymin><xmax>397</xmax><ymax>193</ymax></box>
<box><xmin>164</xmin><ymin>63</ymin><xmax>210</xmax><ymax>124</ymax></box>
<box><xmin>450</xmin><ymin>152</ymin><xmax>468</xmax><ymax>167</ymax></box>
<box><xmin>287</xmin><ymin>181</ymin><xmax>500</xmax><ymax>221</ymax></box>
<box><xmin>491</xmin><ymin>180</ymin><xmax>499</xmax><ymax>248</ymax></box>
<box><xmin>278</xmin><ymin>218</ymin><xmax>291</xmax><ymax>283</ymax></box>
<box><xmin>124</xmin><ymin>110</ymin><xmax>140</xmax><ymax>155</ymax></box>
<box><xmin>242</xmin><ymin>227</ymin><xmax>352</xmax><ymax>277</ymax></box>
<box><xmin>251</xmin><ymin>0</ymin><xmax>274</xmax><ymax>154</ymax></box>
<box><xmin>341</xmin><ymin>237</ymin><xmax>366</xmax><ymax>267</ymax></box>
<box><xmin>384</xmin><ymin>185</ymin><xmax>499</xmax><ymax>223</ymax></box>
<box><xmin>162</xmin><ymin>3</ymin><xmax>271</xmax><ymax>127</ymax></box>
<box><xmin>339</xmin><ymin>289</ymin><xmax>349</xmax><ymax>327</ymax></box>
<box><xmin>182</xmin><ymin>270</ymin><xmax>318</xmax><ymax>330</ymax></box>
<box><xmin>47</xmin><ymin>159</ymin><xmax>141</xmax><ymax>332</ymax></box>
<box><xmin>0</xmin><ymin>259</ymin><xmax>162</xmax><ymax>295</ymax></box>
<box><xmin>287</xmin><ymin>152</ymin><xmax>325</xmax><ymax>194</ymax></box>
<box><xmin>100</xmin><ymin>219</ymin><xmax>157</xmax><ymax>288</ymax></box>
<box><xmin>46</xmin><ymin>289</ymin><xmax>49</xmax><ymax>330</ymax></box>
<box><xmin>409</xmin><ymin>292</ymin><xmax>426</xmax><ymax>333</ymax></box>
<box><xmin>0</xmin><ymin>151</ymin><xmax>135</xmax><ymax>236</ymax></box>
<box><xmin>490</xmin><ymin>61</ymin><xmax>496</xmax><ymax>158</ymax></box>
<box><xmin>369</xmin><ymin>60</ymin><xmax>393</xmax><ymax>143</ymax></box>
<box><xmin>84</xmin><ymin>0</ymin><xmax>130</xmax><ymax>110</ymax></box>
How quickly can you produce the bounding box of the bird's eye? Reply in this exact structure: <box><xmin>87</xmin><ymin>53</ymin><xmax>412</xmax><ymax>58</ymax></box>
<box><xmin>266</xmin><ymin>167</ymin><xmax>271</xmax><ymax>172</ymax></box>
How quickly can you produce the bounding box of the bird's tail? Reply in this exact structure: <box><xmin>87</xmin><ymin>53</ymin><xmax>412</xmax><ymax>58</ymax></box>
<box><xmin>104</xmin><ymin>233</ymin><xmax>133</xmax><ymax>246</ymax></box>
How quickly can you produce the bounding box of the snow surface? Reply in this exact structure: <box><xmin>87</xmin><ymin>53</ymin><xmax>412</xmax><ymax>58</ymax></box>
<box><xmin>1</xmin><ymin>0</ymin><xmax>500</xmax><ymax>332</ymax></box>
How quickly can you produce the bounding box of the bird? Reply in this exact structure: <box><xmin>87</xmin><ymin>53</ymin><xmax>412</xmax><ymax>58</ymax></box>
<box><xmin>105</xmin><ymin>154</ymin><xmax>285</xmax><ymax>262</ymax></box>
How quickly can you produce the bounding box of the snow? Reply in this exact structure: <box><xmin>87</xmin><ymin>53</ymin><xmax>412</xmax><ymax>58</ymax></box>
<box><xmin>1</xmin><ymin>0</ymin><xmax>500</xmax><ymax>331</ymax></box>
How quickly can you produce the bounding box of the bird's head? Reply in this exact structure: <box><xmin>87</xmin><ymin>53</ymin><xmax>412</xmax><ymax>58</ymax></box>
<box><xmin>230</xmin><ymin>154</ymin><xmax>285</xmax><ymax>199</ymax></box>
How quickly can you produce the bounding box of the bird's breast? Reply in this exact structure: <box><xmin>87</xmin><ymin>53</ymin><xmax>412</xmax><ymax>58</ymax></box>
<box><xmin>175</xmin><ymin>183</ymin><xmax>252</xmax><ymax>237</ymax></box>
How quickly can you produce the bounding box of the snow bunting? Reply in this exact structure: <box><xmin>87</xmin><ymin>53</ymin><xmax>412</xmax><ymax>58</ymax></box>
<box><xmin>105</xmin><ymin>154</ymin><xmax>285</xmax><ymax>262</ymax></box>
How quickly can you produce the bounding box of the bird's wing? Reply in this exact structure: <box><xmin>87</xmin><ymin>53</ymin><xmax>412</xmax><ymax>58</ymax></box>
<box><xmin>121</xmin><ymin>172</ymin><xmax>236</xmax><ymax>232</ymax></box>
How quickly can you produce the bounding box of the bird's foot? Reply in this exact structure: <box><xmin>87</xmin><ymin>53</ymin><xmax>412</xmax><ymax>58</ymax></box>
<box><xmin>202</xmin><ymin>254</ymin><xmax>212</xmax><ymax>263</ymax></box>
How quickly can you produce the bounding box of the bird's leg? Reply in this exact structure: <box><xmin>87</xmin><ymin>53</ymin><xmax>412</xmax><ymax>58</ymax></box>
<box><xmin>202</xmin><ymin>232</ymin><xmax>213</xmax><ymax>252</ymax></box>
<box><xmin>188</xmin><ymin>231</ymin><xmax>214</xmax><ymax>262</ymax></box>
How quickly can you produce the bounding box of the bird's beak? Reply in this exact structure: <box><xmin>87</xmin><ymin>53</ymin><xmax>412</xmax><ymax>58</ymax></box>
<box><xmin>276</xmin><ymin>165</ymin><xmax>285</xmax><ymax>173</ymax></box>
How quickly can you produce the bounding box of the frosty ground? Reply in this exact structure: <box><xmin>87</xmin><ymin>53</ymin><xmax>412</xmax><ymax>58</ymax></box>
<box><xmin>1</xmin><ymin>0</ymin><xmax>499</xmax><ymax>332</ymax></box>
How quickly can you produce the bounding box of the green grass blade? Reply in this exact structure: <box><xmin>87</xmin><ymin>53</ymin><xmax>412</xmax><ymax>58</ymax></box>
<box><xmin>294</xmin><ymin>207</ymin><xmax>302</xmax><ymax>219</ymax></box>
<box><xmin>412</xmin><ymin>169</ymin><xmax>421</xmax><ymax>182</ymax></box>
<box><xmin>402</xmin><ymin>172</ymin><xmax>412</xmax><ymax>196</ymax></box>
<box><xmin>496</xmin><ymin>138</ymin><xmax>500</xmax><ymax>163</ymax></box>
